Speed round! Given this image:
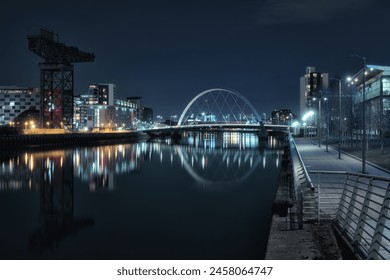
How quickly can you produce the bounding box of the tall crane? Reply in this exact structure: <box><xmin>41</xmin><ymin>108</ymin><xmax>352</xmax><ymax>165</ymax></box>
<box><xmin>27</xmin><ymin>28</ymin><xmax>95</xmax><ymax>128</ymax></box>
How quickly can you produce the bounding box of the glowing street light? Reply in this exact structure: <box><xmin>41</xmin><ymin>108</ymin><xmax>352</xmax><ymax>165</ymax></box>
<box><xmin>302</xmin><ymin>111</ymin><xmax>314</xmax><ymax>121</ymax></box>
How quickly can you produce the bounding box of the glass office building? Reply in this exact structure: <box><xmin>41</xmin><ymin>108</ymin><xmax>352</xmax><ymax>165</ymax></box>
<box><xmin>348</xmin><ymin>65</ymin><xmax>390</xmax><ymax>135</ymax></box>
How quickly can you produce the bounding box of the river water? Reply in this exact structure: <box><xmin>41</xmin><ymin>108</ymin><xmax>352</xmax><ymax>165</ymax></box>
<box><xmin>0</xmin><ymin>131</ymin><xmax>284</xmax><ymax>259</ymax></box>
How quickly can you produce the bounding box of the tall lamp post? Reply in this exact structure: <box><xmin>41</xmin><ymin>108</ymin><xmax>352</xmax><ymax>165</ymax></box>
<box><xmin>350</xmin><ymin>54</ymin><xmax>366</xmax><ymax>173</ymax></box>
<box><xmin>330</xmin><ymin>78</ymin><xmax>342</xmax><ymax>159</ymax></box>
<box><xmin>313</xmin><ymin>96</ymin><xmax>327</xmax><ymax>148</ymax></box>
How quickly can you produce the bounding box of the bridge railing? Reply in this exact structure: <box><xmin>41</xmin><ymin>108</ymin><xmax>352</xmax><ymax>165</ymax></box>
<box><xmin>308</xmin><ymin>170</ymin><xmax>390</xmax><ymax>260</ymax></box>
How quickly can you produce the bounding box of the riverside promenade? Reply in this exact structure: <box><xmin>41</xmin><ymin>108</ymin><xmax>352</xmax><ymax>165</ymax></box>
<box><xmin>265</xmin><ymin>137</ymin><xmax>390</xmax><ymax>260</ymax></box>
<box><xmin>294</xmin><ymin>138</ymin><xmax>390</xmax><ymax>177</ymax></box>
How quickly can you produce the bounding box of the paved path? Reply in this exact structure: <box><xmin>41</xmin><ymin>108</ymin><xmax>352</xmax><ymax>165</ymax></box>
<box><xmin>266</xmin><ymin>137</ymin><xmax>390</xmax><ymax>260</ymax></box>
<box><xmin>294</xmin><ymin>138</ymin><xmax>390</xmax><ymax>177</ymax></box>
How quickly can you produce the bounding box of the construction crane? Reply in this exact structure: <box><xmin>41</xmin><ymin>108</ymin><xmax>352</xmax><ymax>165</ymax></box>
<box><xmin>27</xmin><ymin>28</ymin><xmax>95</xmax><ymax>129</ymax></box>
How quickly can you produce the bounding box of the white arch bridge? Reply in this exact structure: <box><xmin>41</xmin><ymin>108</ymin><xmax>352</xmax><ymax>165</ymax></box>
<box><xmin>142</xmin><ymin>88</ymin><xmax>289</xmax><ymax>136</ymax></box>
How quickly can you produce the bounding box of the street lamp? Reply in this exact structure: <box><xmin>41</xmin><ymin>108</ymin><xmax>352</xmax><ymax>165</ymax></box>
<box><xmin>349</xmin><ymin>54</ymin><xmax>366</xmax><ymax>173</ymax></box>
<box><xmin>330</xmin><ymin>78</ymin><xmax>342</xmax><ymax>159</ymax></box>
<box><xmin>313</xmin><ymin>96</ymin><xmax>327</xmax><ymax>148</ymax></box>
<box><xmin>302</xmin><ymin>111</ymin><xmax>314</xmax><ymax>140</ymax></box>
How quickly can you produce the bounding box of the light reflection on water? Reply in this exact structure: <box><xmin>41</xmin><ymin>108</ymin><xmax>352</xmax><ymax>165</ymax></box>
<box><xmin>0</xmin><ymin>132</ymin><xmax>285</xmax><ymax>259</ymax></box>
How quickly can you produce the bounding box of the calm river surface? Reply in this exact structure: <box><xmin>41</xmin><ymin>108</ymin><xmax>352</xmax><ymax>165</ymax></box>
<box><xmin>0</xmin><ymin>131</ymin><xmax>284</xmax><ymax>259</ymax></box>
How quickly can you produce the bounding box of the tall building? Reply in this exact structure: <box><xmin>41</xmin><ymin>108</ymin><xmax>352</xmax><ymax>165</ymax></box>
<box><xmin>0</xmin><ymin>86</ymin><xmax>40</xmax><ymax>125</ymax></box>
<box><xmin>348</xmin><ymin>65</ymin><xmax>390</xmax><ymax>135</ymax></box>
<box><xmin>300</xmin><ymin>67</ymin><xmax>329</xmax><ymax>117</ymax></box>
<box><xmin>126</xmin><ymin>96</ymin><xmax>155</xmax><ymax>128</ymax></box>
<box><xmin>142</xmin><ymin>107</ymin><xmax>154</xmax><ymax>123</ymax></box>
<box><xmin>74</xmin><ymin>84</ymin><xmax>136</xmax><ymax>130</ymax></box>
<box><xmin>88</xmin><ymin>84</ymin><xmax>116</xmax><ymax>105</ymax></box>
<box><xmin>127</xmin><ymin>96</ymin><xmax>143</xmax><ymax>121</ymax></box>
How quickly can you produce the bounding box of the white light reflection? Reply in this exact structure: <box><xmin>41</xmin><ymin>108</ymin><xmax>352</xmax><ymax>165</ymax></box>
<box><xmin>9</xmin><ymin>159</ymin><xmax>13</xmax><ymax>174</ymax></box>
<box><xmin>29</xmin><ymin>154</ymin><xmax>34</xmax><ymax>171</ymax></box>
<box><xmin>75</xmin><ymin>153</ymin><xmax>80</xmax><ymax>167</ymax></box>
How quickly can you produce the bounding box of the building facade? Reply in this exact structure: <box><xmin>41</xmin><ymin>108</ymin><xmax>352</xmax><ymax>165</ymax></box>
<box><xmin>300</xmin><ymin>67</ymin><xmax>329</xmax><ymax>118</ymax></box>
<box><xmin>142</xmin><ymin>107</ymin><xmax>153</xmax><ymax>123</ymax></box>
<box><xmin>348</xmin><ymin>65</ymin><xmax>390</xmax><ymax>136</ymax></box>
<box><xmin>74</xmin><ymin>84</ymin><xmax>137</xmax><ymax>130</ymax></box>
<box><xmin>88</xmin><ymin>83</ymin><xmax>116</xmax><ymax>106</ymax></box>
<box><xmin>127</xmin><ymin>96</ymin><xmax>143</xmax><ymax>121</ymax></box>
<box><xmin>0</xmin><ymin>86</ymin><xmax>40</xmax><ymax>125</ymax></box>
<box><xmin>271</xmin><ymin>109</ymin><xmax>293</xmax><ymax>125</ymax></box>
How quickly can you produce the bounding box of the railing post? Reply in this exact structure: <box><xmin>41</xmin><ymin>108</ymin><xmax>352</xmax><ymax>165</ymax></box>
<box><xmin>335</xmin><ymin>173</ymin><xmax>351</xmax><ymax>223</ymax></box>
<box><xmin>342</xmin><ymin>175</ymin><xmax>361</xmax><ymax>239</ymax></box>
<box><xmin>353</xmin><ymin>177</ymin><xmax>374</xmax><ymax>257</ymax></box>
<box><xmin>367</xmin><ymin>182</ymin><xmax>390</xmax><ymax>259</ymax></box>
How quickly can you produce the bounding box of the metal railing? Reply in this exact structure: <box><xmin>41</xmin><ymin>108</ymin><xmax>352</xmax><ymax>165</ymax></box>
<box><xmin>335</xmin><ymin>172</ymin><xmax>390</xmax><ymax>259</ymax></box>
<box><xmin>289</xmin><ymin>137</ymin><xmax>314</xmax><ymax>229</ymax></box>
<box><xmin>307</xmin><ymin>170</ymin><xmax>390</xmax><ymax>259</ymax></box>
<box><xmin>308</xmin><ymin>171</ymin><xmax>347</xmax><ymax>222</ymax></box>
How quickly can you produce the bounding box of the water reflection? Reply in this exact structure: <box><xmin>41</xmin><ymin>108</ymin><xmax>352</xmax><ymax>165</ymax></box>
<box><xmin>1</xmin><ymin>132</ymin><xmax>283</xmax><ymax>192</ymax></box>
<box><xmin>0</xmin><ymin>150</ymin><xmax>94</xmax><ymax>258</ymax></box>
<box><xmin>0</xmin><ymin>132</ymin><xmax>285</xmax><ymax>259</ymax></box>
<box><xmin>28</xmin><ymin>151</ymin><xmax>94</xmax><ymax>256</ymax></box>
<box><xmin>1</xmin><ymin>151</ymin><xmax>74</xmax><ymax>193</ymax></box>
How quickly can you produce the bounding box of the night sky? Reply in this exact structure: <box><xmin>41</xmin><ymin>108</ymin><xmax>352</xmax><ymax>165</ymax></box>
<box><xmin>1</xmin><ymin>0</ymin><xmax>390</xmax><ymax>118</ymax></box>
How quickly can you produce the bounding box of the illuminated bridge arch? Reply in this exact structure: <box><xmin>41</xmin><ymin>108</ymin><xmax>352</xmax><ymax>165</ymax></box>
<box><xmin>177</xmin><ymin>88</ymin><xmax>262</xmax><ymax>127</ymax></box>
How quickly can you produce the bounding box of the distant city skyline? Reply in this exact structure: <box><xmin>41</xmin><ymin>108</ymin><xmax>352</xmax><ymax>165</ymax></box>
<box><xmin>2</xmin><ymin>0</ymin><xmax>390</xmax><ymax>118</ymax></box>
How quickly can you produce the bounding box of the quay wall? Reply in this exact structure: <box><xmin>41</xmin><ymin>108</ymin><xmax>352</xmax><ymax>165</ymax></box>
<box><xmin>0</xmin><ymin>132</ymin><xmax>141</xmax><ymax>149</ymax></box>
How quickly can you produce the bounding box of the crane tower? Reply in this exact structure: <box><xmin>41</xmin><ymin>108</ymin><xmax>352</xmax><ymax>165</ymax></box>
<box><xmin>27</xmin><ymin>28</ymin><xmax>95</xmax><ymax>129</ymax></box>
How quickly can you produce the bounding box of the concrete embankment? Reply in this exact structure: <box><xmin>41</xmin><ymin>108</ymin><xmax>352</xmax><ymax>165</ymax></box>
<box><xmin>0</xmin><ymin>132</ymin><xmax>142</xmax><ymax>149</ymax></box>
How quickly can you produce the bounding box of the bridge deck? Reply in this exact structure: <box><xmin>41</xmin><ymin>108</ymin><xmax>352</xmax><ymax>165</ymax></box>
<box><xmin>142</xmin><ymin>123</ymin><xmax>290</xmax><ymax>133</ymax></box>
